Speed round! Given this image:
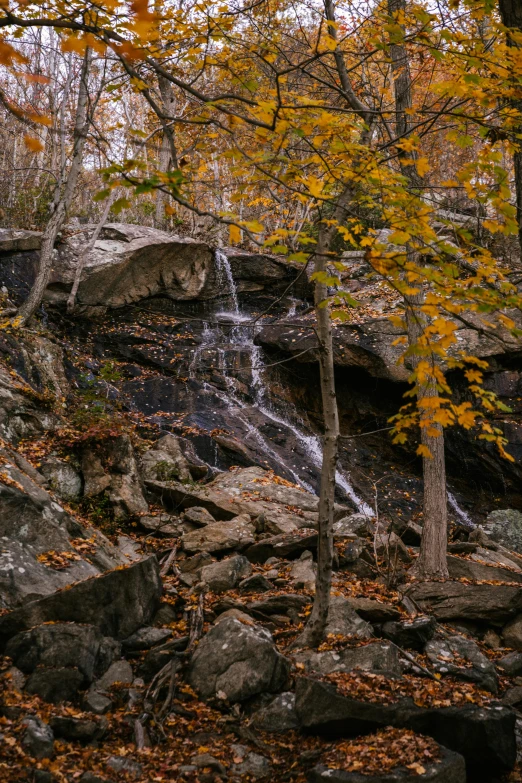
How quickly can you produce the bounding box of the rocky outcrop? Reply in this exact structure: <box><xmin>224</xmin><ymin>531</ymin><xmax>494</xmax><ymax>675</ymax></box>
<box><xmin>45</xmin><ymin>223</ymin><xmax>215</xmax><ymax>309</ymax></box>
<box><xmin>404</xmin><ymin>581</ymin><xmax>522</xmax><ymax>623</ymax></box>
<box><xmin>0</xmin><ymin>555</ymin><xmax>162</xmax><ymax>648</ymax></box>
<box><xmin>257</xmin><ymin>309</ymin><xmax>522</xmax><ymax>383</ymax></box>
<box><xmin>81</xmin><ymin>434</ymin><xmax>148</xmax><ymax>519</ymax></box>
<box><xmin>295</xmin><ymin>676</ymin><xmax>516</xmax><ymax>777</ymax></box>
<box><xmin>0</xmin><ymin>458</ymin><xmax>126</xmax><ymax>609</ymax></box>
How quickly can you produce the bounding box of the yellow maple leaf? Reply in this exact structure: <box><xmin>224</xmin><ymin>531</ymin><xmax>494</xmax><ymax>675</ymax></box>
<box><xmin>229</xmin><ymin>225</ymin><xmax>241</xmax><ymax>244</ymax></box>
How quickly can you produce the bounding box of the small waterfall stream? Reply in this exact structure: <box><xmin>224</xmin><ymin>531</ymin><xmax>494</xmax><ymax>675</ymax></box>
<box><xmin>187</xmin><ymin>250</ymin><xmax>374</xmax><ymax>515</ymax></box>
<box><xmin>186</xmin><ymin>249</ymin><xmax>475</xmax><ymax>524</ymax></box>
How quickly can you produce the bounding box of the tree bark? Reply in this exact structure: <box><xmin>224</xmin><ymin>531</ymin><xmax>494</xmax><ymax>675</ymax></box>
<box><xmin>66</xmin><ymin>190</ymin><xmax>115</xmax><ymax>313</ymax></box>
<box><xmin>17</xmin><ymin>48</ymin><xmax>92</xmax><ymax>326</ymax></box>
<box><xmin>405</xmin><ymin>291</ymin><xmax>448</xmax><ymax>577</ymax></box>
<box><xmin>387</xmin><ymin>0</ymin><xmax>448</xmax><ymax>578</ymax></box>
<box><xmin>498</xmin><ymin>0</ymin><xmax>522</xmax><ymax>257</ymax></box>
<box><xmin>296</xmin><ymin>233</ymin><xmax>339</xmax><ymax>648</ymax></box>
<box><xmin>155</xmin><ymin>75</ymin><xmax>178</xmax><ymax>227</ymax></box>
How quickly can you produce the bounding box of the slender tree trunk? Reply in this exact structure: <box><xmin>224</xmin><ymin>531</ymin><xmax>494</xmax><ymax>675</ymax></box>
<box><xmin>17</xmin><ymin>48</ymin><xmax>92</xmax><ymax>326</ymax></box>
<box><xmin>388</xmin><ymin>0</ymin><xmax>448</xmax><ymax>578</ymax></box>
<box><xmin>498</xmin><ymin>0</ymin><xmax>522</xmax><ymax>256</ymax></box>
<box><xmin>405</xmin><ymin>291</ymin><xmax>448</xmax><ymax>577</ymax></box>
<box><xmin>297</xmin><ymin>232</ymin><xmax>339</xmax><ymax>647</ymax></box>
<box><xmin>67</xmin><ymin>191</ymin><xmax>115</xmax><ymax>312</ymax></box>
<box><xmin>155</xmin><ymin>75</ymin><xmax>178</xmax><ymax>228</ymax></box>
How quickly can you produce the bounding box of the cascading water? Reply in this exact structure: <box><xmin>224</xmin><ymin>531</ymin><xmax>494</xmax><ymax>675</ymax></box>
<box><xmin>215</xmin><ymin>248</ymin><xmax>240</xmax><ymax>316</ymax></box>
<box><xmin>448</xmin><ymin>492</ymin><xmax>475</xmax><ymax>527</ymax></box>
<box><xmin>188</xmin><ymin>250</ymin><xmax>374</xmax><ymax>516</ymax></box>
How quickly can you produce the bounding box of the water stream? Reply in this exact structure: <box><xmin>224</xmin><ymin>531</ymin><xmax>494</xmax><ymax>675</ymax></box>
<box><xmin>187</xmin><ymin>250</ymin><xmax>475</xmax><ymax>524</ymax></box>
<box><xmin>187</xmin><ymin>250</ymin><xmax>374</xmax><ymax>515</ymax></box>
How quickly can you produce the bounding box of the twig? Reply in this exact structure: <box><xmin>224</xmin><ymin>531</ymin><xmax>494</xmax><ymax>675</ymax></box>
<box><xmin>390</xmin><ymin>642</ymin><xmax>439</xmax><ymax>681</ymax></box>
<box><xmin>160</xmin><ymin>544</ymin><xmax>178</xmax><ymax>578</ymax></box>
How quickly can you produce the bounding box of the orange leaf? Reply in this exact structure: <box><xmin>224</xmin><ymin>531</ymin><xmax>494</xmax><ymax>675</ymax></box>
<box><xmin>24</xmin><ymin>135</ymin><xmax>44</xmax><ymax>153</ymax></box>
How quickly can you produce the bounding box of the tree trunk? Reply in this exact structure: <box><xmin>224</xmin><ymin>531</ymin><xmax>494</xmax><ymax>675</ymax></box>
<box><xmin>155</xmin><ymin>75</ymin><xmax>178</xmax><ymax>227</ymax></box>
<box><xmin>295</xmin><ymin>231</ymin><xmax>339</xmax><ymax>648</ymax></box>
<box><xmin>388</xmin><ymin>0</ymin><xmax>448</xmax><ymax>578</ymax></box>
<box><xmin>17</xmin><ymin>48</ymin><xmax>92</xmax><ymax>326</ymax></box>
<box><xmin>405</xmin><ymin>291</ymin><xmax>448</xmax><ymax>578</ymax></box>
<box><xmin>67</xmin><ymin>191</ymin><xmax>115</xmax><ymax>313</ymax></box>
<box><xmin>498</xmin><ymin>0</ymin><xmax>522</xmax><ymax>256</ymax></box>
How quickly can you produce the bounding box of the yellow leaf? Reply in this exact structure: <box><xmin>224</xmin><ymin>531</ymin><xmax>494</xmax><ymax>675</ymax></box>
<box><xmin>415</xmin><ymin>157</ymin><xmax>430</xmax><ymax>177</ymax></box>
<box><xmin>23</xmin><ymin>135</ymin><xmax>44</xmax><ymax>152</ymax></box>
<box><xmin>229</xmin><ymin>225</ymin><xmax>241</xmax><ymax>244</ymax></box>
<box><xmin>416</xmin><ymin>444</ymin><xmax>432</xmax><ymax>459</ymax></box>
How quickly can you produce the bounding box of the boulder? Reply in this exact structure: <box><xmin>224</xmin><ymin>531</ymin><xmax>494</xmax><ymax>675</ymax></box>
<box><xmin>404</xmin><ymin>581</ymin><xmax>522</xmax><ymax>623</ymax></box>
<box><xmin>48</xmin><ymin>223</ymin><xmax>215</xmax><ymax>308</ymax></box>
<box><xmin>0</xmin><ymin>227</ymin><xmax>42</xmax><ymax>252</ymax></box>
<box><xmin>5</xmin><ymin>622</ymin><xmax>120</xmax><ymax>683</ymax></box>
<box><xmin>138</xmin><ymin>514</ymin><xmax>182</xmax><ymax>537</ymax></box>
<box><xmin>148</xmin><ymin>466</ymin><xmax>340</xmax><ymax>528</ymax></box>
<box><xmin>0</xmin><ymin>555</ymin><xmax>162</xmax><ymax>649</ymax></box>
<box><xmin>0</xmin><ymin>462</ymin><xmax>126</xmax><ymax>610</ymax></box>
<box><xmin>294</xmin><ymin>642</ymin><xmax>401</xmax><ymax>677</ymax></box>
<box><xmin>92</xmin><ymin>660</ymin><xmax>133</xmax><ymax>691</ymax></box>
<box><xmin>182</xmin><ymin>516</ymin><xmax>255</xmax><ymax>554</ymax></box>
<box><xmin>247</xmin><ymin>593</ymin><xmax>311</xmax><ymax>623</ymax></box>
<box><xmin>140</xmin><ymin>433</ymin><xmax>191</xmax><ymax>483</ymax></box>
<box><xmin>306</xmin><ymin>746</ymin><xmax>466</xmax><ymax>783</ymax></box>
<box><xmin>294</xmin><ymin>676</ymin><xmax>516</xmax><ymax>777</ymax></box>
<box><xmin>245</xmin><ymin>530</ymin><xmax>318</xmax><ymax>563</ymax></box>
<box><xmin>25</xmin><ymin>667</ymin><xmax>85</xmax><ymax>704</ymax></box>
<box><xmin>289</xmin><ymin>551</ymin><xmax>316</xmax><ymax>589</ymax></box>
<box><xmin>381</xmin><ymin>617</ymin><xmax>437</xmax><ymax>651</ymax></box>
<box><xmin>447</xmin><ymin>554</ymin><xmax>522</xmax><ymax>584</ymax></box>
<box><xmin>187</xmin><ymin>617</ymin><xmax>290</xmax><ymax>702</ymax></box>
<box><xmin>334</xmin><ymin>514</ymin><xmax>374</xmax><ymax>539</ymax></box>
<box><xmin>82</xmin><ymin>690</ymin><xmax>113</xmax><ymax>715</ymax></box>
<box><xmin>200</xmin><ymin>555</ymin><xmax>252</xmax><ymax>592</ymax></box>
<box><xmin>122</xmin><ymin>627</ymin><xmax>172</xmax><ymax>653</ymax></box>
<box><xmin>497</xmin><ymin>651</ymin><xmax>522</xmax><ymax>677</ymax></box>
<box><xmin>250</xmin><ymin>692</ymin><xmax>300</xmax><ymax>732</ymax></box>
<box><xmin>50</xmin><ymin>716</ymin><xmax>106</xmax><ymax>743</ymax></box>
<box><xmin>230</xmin><ymin>744</ymin><xmax>270</xmax><ymax>778</ymax></box>
<box><xmin>183</xmin><ymin>506</ymin><xmax>216</xmax><ymax>527</ymax></box>
<box><xmin>425</xmin><ymin>635</ymin><xmax>498</xmax><ymax>693</ymax></box>
<box><xmin>503</xmin><ymin>613</ymin><xmax>522</xmax><ymax>649</ymax></box>
<box><xmin>239</xmin><ymin>574</ymin><xmax>273</xmax><ymax>593</ymax></box>
<box><xmin>375</xmin><ymin>532</ymin><xmax>412</xmax><ymax>564</ymax></box>
<box><xmin>326</xmin><ymin>595</ymin><xmax>373</xmax><ymax>639</ymax></box>
<box><xmin>40</xmin><ymin>456</ymin><xmax>82</xmax><ymax>500</ymax></box>
<box><xmin>81</xmin><ymin>434</ymin><xmax>148</xmax><ymax>519</ymax></box>
<box><xmin>482</xmin><ymin>509</ymin><xmax>522</xmax><ymax>553</ymax></box>
<box><xmin>22</xmin><ymin>716</ymin><xmax>54</xmax><ymax>759</ymax></box>
<box><xmin>346</xmin><ymin>597</ymin><xmax>401</xmax><ymax>624</ymax></box>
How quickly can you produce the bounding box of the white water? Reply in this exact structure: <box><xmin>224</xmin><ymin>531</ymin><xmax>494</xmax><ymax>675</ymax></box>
<box><xmin>190</xmin><ymin>255</ymin><xmax>374</xmax><ymax>515</ymax></box>
<box><xmin>448</xmin><ymin>492</ymin><xmax>475</xmax><ymax>527</ymax></box>
<box><xmin>215</xmin><ymin>248</ymin><xmax>240</xmax><ymax>315</ymax></box>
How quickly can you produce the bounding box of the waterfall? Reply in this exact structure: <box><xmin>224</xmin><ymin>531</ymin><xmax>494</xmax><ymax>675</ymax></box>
<box><xmin>448</xmin><ymin>492</ymin><xmax>475</xmax><ymax>528</ymax></box>
<box><xmin>215</xmin><ymin>248</ymin><xmax>239</xmax><ymax>316</ymax></box>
